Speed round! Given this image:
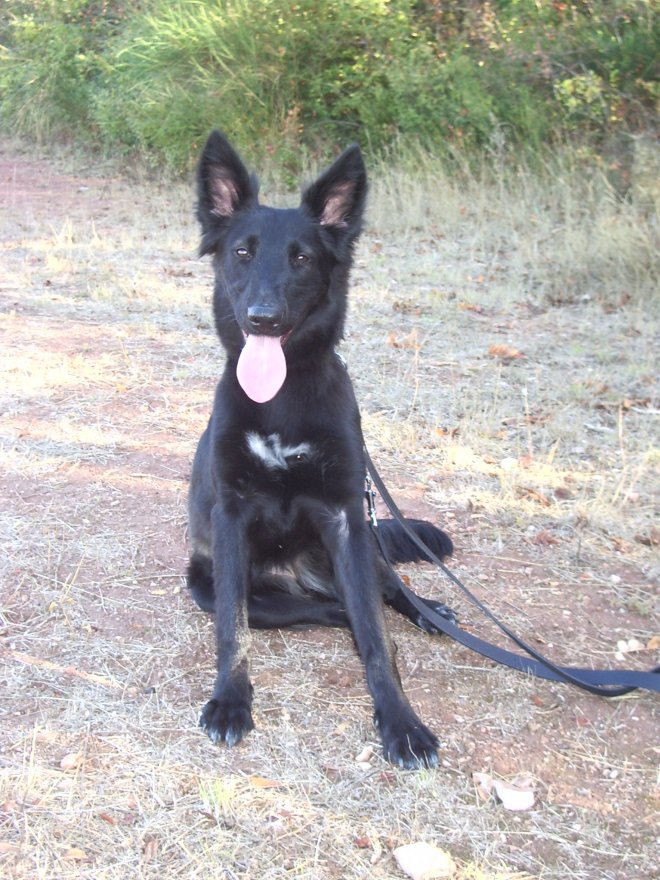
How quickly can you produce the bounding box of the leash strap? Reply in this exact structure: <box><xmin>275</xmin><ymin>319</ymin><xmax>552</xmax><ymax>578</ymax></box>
<box><xmin>364</xmin><ymin>445</ymin><xmax>660</xmax><ymax>696</ymax></box>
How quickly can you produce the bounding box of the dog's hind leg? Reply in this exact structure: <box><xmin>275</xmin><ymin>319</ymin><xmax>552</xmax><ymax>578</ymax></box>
<box><xmin>187</xmin><ymin>552</ymin><xmax>215</xmax><ymax>612</ymax></box>
<box><xmin>379</xmin><ymin>562</ymin><xmax>457</xmax><ymax>634</ymax></box>
<box><xmin>376</xmin><ymin>518</ymin><xmax>453</xmax><ymax>563</ymax></box>
<box><xmin>188</xmin><ymin>560</ymin><xmax>349</xmax><ymax>628</ymax></box>
<box><xmin>249</xmin><ymin>581</ymin><xmax>349</xmax><ymax>629</ymax></box>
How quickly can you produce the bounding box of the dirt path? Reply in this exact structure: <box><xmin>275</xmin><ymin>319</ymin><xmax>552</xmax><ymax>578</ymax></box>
<box><xmin>0</xmin><ymin>141</ymin><xmax>658</xmax><ymax>879</ymax></box>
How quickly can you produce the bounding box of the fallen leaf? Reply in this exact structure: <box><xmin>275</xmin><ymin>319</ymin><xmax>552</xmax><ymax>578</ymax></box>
<box><xmin>0</xmin><ymin>841</ymin><xmax>19</xmax><ymax>854</ymax></box>
<box><xmin>393</xmin><ymin>300</ymin><xmax>428</xmax><ymax>316</ymax></box>
<box><xmin>393</xmin><ymin>841</ymin><xmax>457</xmax><ymax>879</ymax></box>
<box><xmin>516</xmin><ymin>487</ymin><xmax>551</xmax><ymax>506</ymax></box>
<box><xmin>248</xmin><ymin>775</ymin><xmax>281</xmax><ymax>789</ymax></box>
<box><xmin>635</xmin><ymin>527</ymin><xmax>660</xmax><ymax>547</ymax></box>
<box><xmin>387</xmin><ymin>329</ymin><xmax>421</xmax><ymax>350</ymax></box>
<box><xmin>458</xmin><ymin>301</ymin><xmax>485</xmax><ymax>314</ymax></box>
<box><xmin>322</xmin><ymin>765</ymin><xmax>343</xmax><ymax>783</ymax></box>
<box><xmin>646</xmin><ymin>635</ymin><xmax>660</xmax><ymax>651</ymax></box>
<box><xmin>596</xmin><ymin>397</ymin><xmax>651</xmax><ymax>411</ymax></box>
<box><xmin>354</xmin><ymin>835</ymin><xmax>371</xmax><ymax>849</ymax></box>
<box><xmin>610</xmin><ymin>535</ymin><xmax>630</xmax><ymax>552</ymax></box>
<box><xmin>143</xmin><ymin>837</ymin><xmax>158</xmax><ymax>862</ymax></box>
<box><xmin>532</xmin><ymin>530</ymin><xmax>560</xmax><ymax>546</ymax></box>
<box><xmin>59</xmin><ymin>752</ymin><xmax>84</xmax><ymax>771</ymax></box>
<box><xmin>63</xmin><ymin>847</ymin><xmax>88</xmax><ymax>861</ymax></box>
<box><xmin>621</xmin><ymin>397</ymin><xmax>650</xmax><ymax>410</ymax></box>
<box><xmin>0</xmin><ymin>800</ymin><xmax>19</xmax><ymax>813</ymax></box>
<box><xmin>488</xmin><ymin>343</ymin><xmax>524</xmax><ymax>361</ymax></box>
<box><xmin>584</xmin><ymin>379</ymin><xmax>610</xmax><ymax>395</ymax></box>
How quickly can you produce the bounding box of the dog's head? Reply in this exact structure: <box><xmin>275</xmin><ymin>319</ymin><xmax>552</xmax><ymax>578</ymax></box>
<box><xmin>196</xmin><ymin>131</ymin><xmax>367</xmax><ymax>401</ymax></box>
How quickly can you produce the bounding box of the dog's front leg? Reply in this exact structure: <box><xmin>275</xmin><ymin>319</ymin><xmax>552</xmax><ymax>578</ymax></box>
<box><xmin>321</xmin><ymin>509</ymin><xmax>439</xmax><ymax>769</ymax></box>
<box><xmin>199</xmin><ymin>502</ymin><xmax>255</xmax><ymax>747</ymax></box>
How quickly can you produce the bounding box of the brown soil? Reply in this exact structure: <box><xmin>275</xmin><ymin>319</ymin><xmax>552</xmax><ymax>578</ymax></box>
<box><xmin>0</xmin><ymin>141</ymin><xmax>657</xmax><ymax>880</ymax></box>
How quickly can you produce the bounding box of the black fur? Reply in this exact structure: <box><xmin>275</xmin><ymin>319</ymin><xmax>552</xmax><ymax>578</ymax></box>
<box><xmin>187</xmin><ymin>131</ymin><xmax>454</xmax><ymax>768</ymax></box>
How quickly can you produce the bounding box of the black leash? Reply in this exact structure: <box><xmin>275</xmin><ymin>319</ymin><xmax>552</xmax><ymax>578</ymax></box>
<box><xmin>363</xmin><ymin>445</ymin><xmax>660</xmax><ymax>696</ymax></box>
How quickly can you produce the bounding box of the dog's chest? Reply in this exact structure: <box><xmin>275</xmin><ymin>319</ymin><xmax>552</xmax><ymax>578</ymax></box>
<box><xmin>221</xmin><ymin>428</ymin><xmax>351</xmax><ymax>504</ymax></box>
<box><xmin>245</xmin><ymin>432</ymin><xmax>313</xmax><ymax>471</ymax></box>
<box><xmin>235</xmin><ymin>431</ymin><xmax>323</xmax><ymax>514</ymax></box>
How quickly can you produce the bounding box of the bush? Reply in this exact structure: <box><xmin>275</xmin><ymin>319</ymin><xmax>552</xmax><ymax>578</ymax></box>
<box><xmin>91</xmin><ymin>0</ymin><xmax>451</xmax><ymax>170</ymax></box>
<box><xmin>0</xmin><ymin>1</ymin><xmax>128</xmax><ymax>140</ymax></box>
<box><xmin>0</xmin><ymin>0</ymin><xmax>656</xmax><ymax>173</ymax></box>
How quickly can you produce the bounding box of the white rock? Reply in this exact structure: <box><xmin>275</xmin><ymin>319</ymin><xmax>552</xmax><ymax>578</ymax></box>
<box><xmin>393</xmin><ymin>842</ymin><xmax>457</xmax><ymax>879</ymax></box>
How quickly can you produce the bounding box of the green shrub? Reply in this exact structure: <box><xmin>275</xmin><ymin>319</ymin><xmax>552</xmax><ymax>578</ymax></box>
<box><xmin>0</xmin><ymin>0</ymin><xmax>656</xmax><ymax>173</ymax></box>
<box><xmin>91</xmin><ymin>0</ymin><xmax>449</xmax><ymax>169</ymax></box>
<box><xmin>0</xmin><ymin>1</ymin><xmax>128</xmax><ymax>139</ymax></box>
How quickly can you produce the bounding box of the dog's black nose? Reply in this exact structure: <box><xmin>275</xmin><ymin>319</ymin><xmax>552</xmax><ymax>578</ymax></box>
<box><xmin>247</xmin><ymin>306</ymin><xmax>283</xmax><ymax>333</ymax></box>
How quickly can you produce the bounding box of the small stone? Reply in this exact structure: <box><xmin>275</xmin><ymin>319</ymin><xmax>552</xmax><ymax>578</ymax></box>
<box><xmin>393</xmin><ymin>842</ymin><xmax>457</xmax><ymax>879</ymax></box>
<box><xmin>355</xmin><ymin>745</ymin><xmax>374</xmax><ymax>764</ymax></box>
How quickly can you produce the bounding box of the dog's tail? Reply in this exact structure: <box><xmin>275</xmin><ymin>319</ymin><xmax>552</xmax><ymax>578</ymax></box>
<box><xmin>375</xmin><ymin>518</ymin><xmax>453</xmax><ymax>564</ymax></box>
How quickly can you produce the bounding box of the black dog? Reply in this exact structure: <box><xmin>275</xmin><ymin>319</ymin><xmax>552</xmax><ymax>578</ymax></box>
<box><xmin>187</xmin><ymin>131</ymin><xmax>454</xmax><ymax>768</ymax></box>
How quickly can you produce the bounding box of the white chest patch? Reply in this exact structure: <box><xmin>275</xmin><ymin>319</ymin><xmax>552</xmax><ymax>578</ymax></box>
<box><xmin>246</xmin><ymin>432</ymin><xmax>313</xmax><ymax>470</ymax></box>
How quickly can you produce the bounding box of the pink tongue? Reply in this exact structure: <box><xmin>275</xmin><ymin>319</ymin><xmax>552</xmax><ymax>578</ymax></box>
<box><xmin>236</xmin><ymin>334</ymin><xmax>287</xmax><ymax>403</ymax></box>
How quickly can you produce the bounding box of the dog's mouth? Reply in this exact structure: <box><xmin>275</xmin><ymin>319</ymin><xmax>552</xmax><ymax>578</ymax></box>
<box><xmin>236</xmin><ymin>331</ymin><xmax>292</xmax><ymax>403</ymax></box>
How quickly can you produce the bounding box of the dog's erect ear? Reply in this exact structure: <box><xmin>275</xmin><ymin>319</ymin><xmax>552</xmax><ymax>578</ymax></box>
<box><xmin>301</xmin><ymin>145</ymin><xmax>367</xmax><ymax>245</ymax></box>
<box><xmin>197</xmin><ymin>131</ymin><xmax>257</xmax><ymax>253</ymax></box>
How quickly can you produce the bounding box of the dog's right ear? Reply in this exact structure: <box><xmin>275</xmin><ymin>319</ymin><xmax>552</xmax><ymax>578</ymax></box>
<box><xmin>197</xmin><ymin>131</ymin><xmax>257</xmax><ymax>255</ymax></box>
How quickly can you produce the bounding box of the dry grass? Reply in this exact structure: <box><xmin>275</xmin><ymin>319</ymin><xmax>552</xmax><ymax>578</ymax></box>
<box><xmin>0</xmin><ymin>137</ymin><xmax>658</xmax><ymax>880</ymax></box>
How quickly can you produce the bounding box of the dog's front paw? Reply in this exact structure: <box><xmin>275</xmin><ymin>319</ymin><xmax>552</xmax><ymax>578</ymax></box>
<box><xmin>199</xmin><ymin>696</ymin><xmax>255</xmax><ymax>747</ymax></box>
<box><xmin>375</xmin><ymin>710</ymin><xmax>439</xmax><ymax>769</ymax></box>
<box><xmin>414</xmin><ymin>598</ymin><xmax>457</xmax><ymax>636</ymax></box>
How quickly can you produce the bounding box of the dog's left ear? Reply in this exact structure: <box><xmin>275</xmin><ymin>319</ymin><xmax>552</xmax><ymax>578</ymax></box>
<box><xmin>301</xmin><ymin>145</ymin><xmax>367</xmax><ymax>247</ymax></box>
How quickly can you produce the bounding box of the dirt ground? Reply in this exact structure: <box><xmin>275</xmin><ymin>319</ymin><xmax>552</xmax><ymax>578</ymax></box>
<box><xmin>0</xmin><ymin>139</ymin><xmax>658</xmax><ymax>880</ymax></box>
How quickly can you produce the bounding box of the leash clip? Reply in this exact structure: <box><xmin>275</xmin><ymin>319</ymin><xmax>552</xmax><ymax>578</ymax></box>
<box><xmin>365</xmin><ymin>471</ymin><xmax>378</xmax><ymax>528</ymax></box>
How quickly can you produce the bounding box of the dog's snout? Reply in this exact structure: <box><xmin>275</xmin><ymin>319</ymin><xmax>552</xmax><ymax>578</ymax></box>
<box><xmin>247</xmin><ymin>305</ymin><xmax>283</xmax><ymax>333</ymax></box>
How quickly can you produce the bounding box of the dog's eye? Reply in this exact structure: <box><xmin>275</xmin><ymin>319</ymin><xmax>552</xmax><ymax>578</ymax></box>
<box><xmin>286</xmin><ymin>452</ymin><xmax>308</xmax><ymax>464</ymax></box>
<box><xmin>294</xmin><ymin>253</ymin><xmax>310</xmax><ymax>266</ymax></box>
<box><xmin>235</xmin><ymin>247</ymin><xmax>250</xmax><ymax>259</ymax></box>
